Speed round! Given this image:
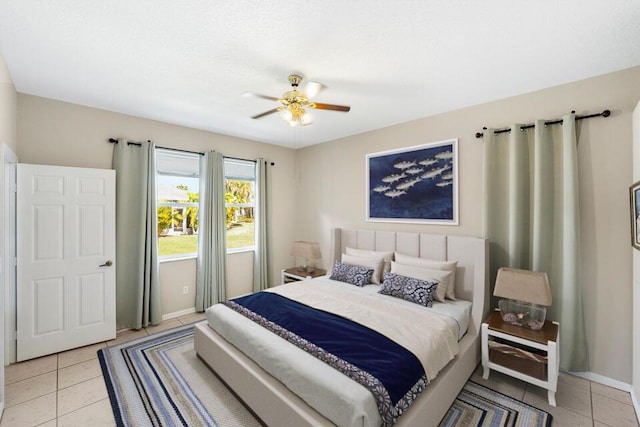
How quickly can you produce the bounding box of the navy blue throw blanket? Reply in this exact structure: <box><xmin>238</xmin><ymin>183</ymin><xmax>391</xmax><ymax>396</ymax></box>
<box><xmin>223</xmin><ymin>292</ymin><xmax>429</xmax><ymax>426</ymax></box>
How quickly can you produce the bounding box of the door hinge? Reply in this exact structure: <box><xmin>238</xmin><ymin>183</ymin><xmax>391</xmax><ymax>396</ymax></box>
<box><xmin>13</xmin><ymin>330</ymin><xmax>17</xmax><ymax>341</ymax></box>
<box><xmin>11</xmin><ymin>183</ymin><xmax>16</xmax><ymax>193</ymax></box>
<box><xmin>13</xmin><ymin>257</ymin><xmax>17</xmax><ymax>267</ymax></box>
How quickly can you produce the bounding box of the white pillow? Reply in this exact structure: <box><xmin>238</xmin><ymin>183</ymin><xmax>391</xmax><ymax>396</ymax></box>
<box><xmin>391</xmin><ymin>261</ymin><xmax>451</xmax><ymax>303</ymax></box>
<box><xmin>394</xmin><ymin>252</ymin><xmax>458</xmax><ymax>300</ymax></box>
<box><xmin>345</xmin><ymin>247</ymin><xmax>394</xmax><ymax>273</ymax></box>
<box><xmin>341</xmin><ymin>253</ymin><xmax>385</xmax><ymax>284</ymax></box>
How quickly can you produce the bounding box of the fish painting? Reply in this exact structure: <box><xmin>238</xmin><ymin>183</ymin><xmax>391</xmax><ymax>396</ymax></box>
<box><xmin>372</xmin><ymin>185</ymin><xmax>392</xmax><ymax>193</ymax></box>
<box><xmin>396</xmin><ymin>177</ymin><xmax>422</xmax><ymax>190</ymax></box>
<box><xmin>435</xmin><ymin>151</ymin><xmax>454</xmax><ymax>160</ymax></box>
<box><xmin>405</xmin><ymin>168</ymin><xmax>423</xmax><ymax>175</ymax></box>
<box><xmin>367</xmin><ymin>139</ymin><xmax>457</xmax><ymax>223</ymax></box>
<box><xmin>421</xmin><ymin>166</ymin><xmax>447</xmax><ymax>179</ymax></box>
<box><xmin>381</xmin><ymin>173</ymin><xmax>406</xmax><ymax>183</ymax></box>
<box><xmin>384</xmin><ymin>190</ymin><xmax>407</xmax><ymax>198</ymax></box>
<box><xmin>393</xmin><ymin>160</ymin><xmax>416</xmax><ymax>169</ymax></box>
<box><xmin>418</xmin><ymin>159</ymin><xmax>437</xmax><ymax>166</ymax></box>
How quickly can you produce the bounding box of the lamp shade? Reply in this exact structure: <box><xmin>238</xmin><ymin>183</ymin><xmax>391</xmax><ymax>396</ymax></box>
<box><xmin>493</xmin><ymin>267</ymin><xmax>552</xmax><ymax>306</ymax></box>
<box><xmin>290</xmin><ymin>241</ymin><xmax>322</xmax><ymax>260</ymax></box>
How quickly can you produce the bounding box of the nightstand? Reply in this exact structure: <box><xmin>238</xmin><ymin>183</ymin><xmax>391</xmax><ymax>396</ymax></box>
<box><xmin>481</xmin><ymin>311</ymin><xmax>560</xmax><ymax>406</ymax></box>
<box><xmin>281</xmin><ymin>267</ymin><xmax>327</xmax><ymax>285</ymax></box>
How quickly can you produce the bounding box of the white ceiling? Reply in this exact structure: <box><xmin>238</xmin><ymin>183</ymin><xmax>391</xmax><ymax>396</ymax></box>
<box><xmin>1</xmin><ymin>1</ymin><xmax>639</xmax><ymax>149</ymax></box>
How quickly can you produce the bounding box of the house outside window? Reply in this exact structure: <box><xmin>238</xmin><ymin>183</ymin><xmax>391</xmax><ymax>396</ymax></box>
<box><xmin>156</xmin><ymin>149</ymin><xmax>200</xmax><ymax>260</ymax></box>
<box><xmin>224</xmin><ymin>158</ymin><xmax>256</xmax><ymax>252</ymax></box>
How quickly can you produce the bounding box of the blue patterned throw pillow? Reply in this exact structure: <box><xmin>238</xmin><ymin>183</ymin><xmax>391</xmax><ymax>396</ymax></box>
<box><xmin>379</xmin><ymin>272</ymin><xmax>438</xmax><ymax>307</ymax></box>
<box><xmin>329</xmin><ymin>261</ymin><xmax>374</xmax><ymax>287</ymax></box>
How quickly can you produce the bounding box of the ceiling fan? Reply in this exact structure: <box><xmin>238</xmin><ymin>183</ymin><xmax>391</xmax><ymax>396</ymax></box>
<box><xmin>243</xmin><ymin>74</ymin><xmax>351</xmax><ymax>126</ymax></box>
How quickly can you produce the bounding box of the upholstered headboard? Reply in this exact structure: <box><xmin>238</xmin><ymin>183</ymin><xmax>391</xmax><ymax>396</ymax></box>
<box><xmin>333</xmin><ymin>228</ymin><xmax>490</xmax><ymax>336</ymax></box>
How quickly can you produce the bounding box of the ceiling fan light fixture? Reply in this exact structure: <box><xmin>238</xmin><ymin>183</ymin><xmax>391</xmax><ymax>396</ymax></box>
<box><xmin>281</xmin><ymin>109</ymin><xmax>293</xmax><ymax>121</ymax></box>
<box><xmin>244</xmin><ymin>74</ymin><xmax>350</xmax><ymax>125</ymax></box>
<box><xmin>280</xmin><ymin>102</ymin><xmax>311</xmax><ymax>127</ymax></box>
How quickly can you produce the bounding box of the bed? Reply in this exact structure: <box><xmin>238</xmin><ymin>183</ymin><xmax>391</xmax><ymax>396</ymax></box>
<box><xmin>194</xmin><ymin>228</ymin><xmax>489</xmax><ymax>426</ymax></box>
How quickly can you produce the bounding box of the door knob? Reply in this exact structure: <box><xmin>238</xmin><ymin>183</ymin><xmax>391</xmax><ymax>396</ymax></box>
<box><xmin>99</xmin><ymin>260</ymin><xmax>113</xmax><ymax>267</ymax></box>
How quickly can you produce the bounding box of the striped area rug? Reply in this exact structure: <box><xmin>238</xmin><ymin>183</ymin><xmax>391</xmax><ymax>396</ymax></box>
<box><xmin>98</xmin><ymin>324</ymin><xmax>551</xmax><ymax>427</ymax></box>
<box><xmin>98</xmin><ymin>324</ymin><xmax>261</xmax><ymax>427</ymax></box>
<box><xmin>441</xmin><ymin>381</ymin><xmax>553</xmax><ymax>427</ymax></box>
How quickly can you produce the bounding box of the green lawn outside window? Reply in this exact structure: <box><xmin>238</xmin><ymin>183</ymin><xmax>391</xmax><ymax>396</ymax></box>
<box><xmin>158</xmin><ymin>221</ymin><xmax>255</xmax><ymax>256</ymax></box>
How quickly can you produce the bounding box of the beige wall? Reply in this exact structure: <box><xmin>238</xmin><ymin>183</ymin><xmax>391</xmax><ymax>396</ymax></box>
<box><xmin>632</xmin><ymin>101</ymin><xmax>640</xmax><ymax>411</ymax></box>
<box><xmin>16</xmin><ymin>94</ymin><xmax>297</xmax><ymax>315</ymax></box>
<box><xmin>296</xmin><ymin>66</ymin><xmax>640</xmax><ymax>383</ymax></box>
<box><xmin>0</xmin><ymin>52</ymin><xmax>17</xmax><ymax>151</ymax></box>
<box><xmin>161</xmin><ymin>253</ymin><xmax>254</xmax><ymax>315</ymax></box>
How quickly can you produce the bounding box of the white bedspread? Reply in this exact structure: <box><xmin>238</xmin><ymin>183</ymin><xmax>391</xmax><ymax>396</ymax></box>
<box><xmin>206</xmin><ymin>278</ymin><xmax>467</xmax><ymax>427</ymax></box>
<box><xmin>351</xmin><ymin>283</ymin><xmax>472</xmax><ymax>341</ymax></box>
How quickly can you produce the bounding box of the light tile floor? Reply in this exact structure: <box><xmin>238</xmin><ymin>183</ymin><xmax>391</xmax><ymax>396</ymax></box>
<box><xmin>470</xmin><ymin>366</ymin><xmax>639</xmax><ymax>427</ymax></box>
<box><xmin>1</xmin><ymin>313</ymin><xmax>638</xmax><ymax>426</ymax></box>
<box><xmin>0</xmin><ymin>312</ymin><xmax>206</xmax><ymax>427</ymax></box>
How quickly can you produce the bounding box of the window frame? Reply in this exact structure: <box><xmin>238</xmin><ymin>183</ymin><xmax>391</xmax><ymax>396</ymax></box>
<box><xmin>224</xmin><ymin>158</ymin><xmax>257</xmax><ymax>254</ymax></box>
<box><xmin>156</xmin><ymin>149</ymin><xmax>201</xmax><ymax>261</ymax></box>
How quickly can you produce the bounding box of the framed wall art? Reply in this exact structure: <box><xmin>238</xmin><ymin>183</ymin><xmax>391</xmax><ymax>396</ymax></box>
<box><xmin>630</xmin><ymin>180</ymin><xmax>640</xmax><ymax>250</ymax></box>
<box><xmin>366</xmin><ymin>138</ymin><xmax>458</xmax><ymax>225</ymax></box>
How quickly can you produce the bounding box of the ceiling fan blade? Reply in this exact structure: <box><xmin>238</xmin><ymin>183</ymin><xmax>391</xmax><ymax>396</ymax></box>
<box><xmin>312</xmin><ymin>103</ymin><xmax>351</xmax><ymax>112</ymax></box>
<box><xmin>242</xmin><ymin>92</ymin><xmax>280</xmax><ymax>102</ymax></box>
<box><xmin>304</xmin><ymin>81</ymin><xmax>324</xmax><ymax>99</ymax></box>
<box><xmin>251</xmin><ymin>108</ymin><xmax>280</xmax><ymax>119</ymax></box>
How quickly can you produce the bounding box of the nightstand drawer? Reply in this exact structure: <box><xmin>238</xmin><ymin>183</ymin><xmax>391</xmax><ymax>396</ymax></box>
<box><xmin>488</xmin><ymin>340</ymin><xmax>547</xmax><ymax>380</ymax></box>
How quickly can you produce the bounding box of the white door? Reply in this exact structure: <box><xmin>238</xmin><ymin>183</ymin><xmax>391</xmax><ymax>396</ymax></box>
<box><xmin>4</xmin><ymin>145</ymin><xmax>18</xmax><ymax>366</ymax></box>
<box><xmin>1</xmin><ymin>144</ymin><xmax>18</xmax><ymax>417</ymax></box>
<box><xmin>16</xmin><ymin>164</ymin><xmax>116</xmax><ymax>361</ymax></box>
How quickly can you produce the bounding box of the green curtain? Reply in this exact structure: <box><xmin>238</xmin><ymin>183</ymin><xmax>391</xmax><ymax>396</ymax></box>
<box><xmin>253</xmin><ymin>159</ymin><xmax>269</xmax><ymax>292</ymax></box>
<box><xmin>196</xmin><ymin>151</ymin><xmax>226</xmax><ymax>311</ymax></box>
<box><xmin>482</xmin><ymin>113</ymin><xmax>589</xmax><ymax>372</ymax></box>
<box><xmin>113</xmin><ymin>139</ymin><xmax>161</xmax><ymax>330</ymax></box>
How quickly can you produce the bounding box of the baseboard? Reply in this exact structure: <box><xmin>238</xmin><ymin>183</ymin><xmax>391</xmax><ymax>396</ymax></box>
<box><xmin>569</xmin><ymin>370</ymin><xmax>632</xmax><ymax>392</ymax></box>
<box><xmin>162</xmin><ymin>307</ymin><xmax>196</xmax><ymax>321</ymax></box>
<box><xmin>631</xmin><ymin>389</ymin><xmax>640</xmax><ymax>425</ymax></box>
<box><xmin>116</xmin><ymin>308</ymin><xmax>198</xmax><ymax>333</ymax></box>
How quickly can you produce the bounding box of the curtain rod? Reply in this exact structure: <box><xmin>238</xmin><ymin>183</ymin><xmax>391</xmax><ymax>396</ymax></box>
<box><xmin>475</xmin><ymin>109</ymin><xmax>611</xmax><ymax>139</ymax></box>
<box><xmin>225</xmin><ymin>155</ymin><xmax>275</xmax><ymax>166</ymax></box>
<box><xmin>108</xmin><ymin>138</ymin><xmax>204</xmax><ymax>155</ymax></box>
<box><xmin>107</xmin><ymin>138</ymin><xmax>275</xmax><ymax>165</ymax></box>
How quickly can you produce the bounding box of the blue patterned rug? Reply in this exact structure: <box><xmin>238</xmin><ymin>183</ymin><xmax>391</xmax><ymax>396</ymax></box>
<box><xmin>98</xmin><ymin>324</ymin><xmax>261</xmax><ymax>427</ymax></box>
<box><xmin>441</xmin><ymin>381</ymin><xmax>553</xmax><ymax>426</ymax></box>
<box><xmin>98</xmin><ymin>324</ymin><xmax>551</xmax><ymax>426</ymax></box>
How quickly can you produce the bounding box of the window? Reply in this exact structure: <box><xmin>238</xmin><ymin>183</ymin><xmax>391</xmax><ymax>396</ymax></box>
<box><xmin>224</xmin><ymin>158</ymin><xmax>256</xmax><ymax>251</ymax></box>
<box><xmin>156</xmin><ymin>149</ymin><xmax>200</xmax><ymax>259</ymax></box>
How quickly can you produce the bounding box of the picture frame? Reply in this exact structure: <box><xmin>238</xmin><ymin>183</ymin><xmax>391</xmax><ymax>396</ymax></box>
<box><xmin>366</xmin><ymin>138</ymin><xmax>458</xmax><ymax>225</ymax></box>
<box><xmin>630</xmin><ymin>180</ymin><xmax>640</xmax><ymax>250</ymax></box>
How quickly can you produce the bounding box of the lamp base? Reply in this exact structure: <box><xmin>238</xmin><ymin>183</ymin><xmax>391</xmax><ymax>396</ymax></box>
<box><xmin>296</xmin><ymin>266</ymin><xmax>315</xmax><ymax>274</ymax></box>
<box><xmin>296</xmin><ymin>259</ymin><xmax>316</xmax><ymax>274</ymax></box>
<box><xmin>498</xmin><ymin>299</ymin><xmax>546</xmax><ymax>330</ymax></box>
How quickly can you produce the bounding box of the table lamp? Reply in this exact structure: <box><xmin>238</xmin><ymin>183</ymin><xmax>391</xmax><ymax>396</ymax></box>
<box><xmin>493</xmin><ymin>267</ymin><xmax>552</xmax><ymax>330</ymax></box>
<box><xmin>290</xmin><ymin>241</ymin><xmax>322</xmax><ymax>273</ymax></box>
